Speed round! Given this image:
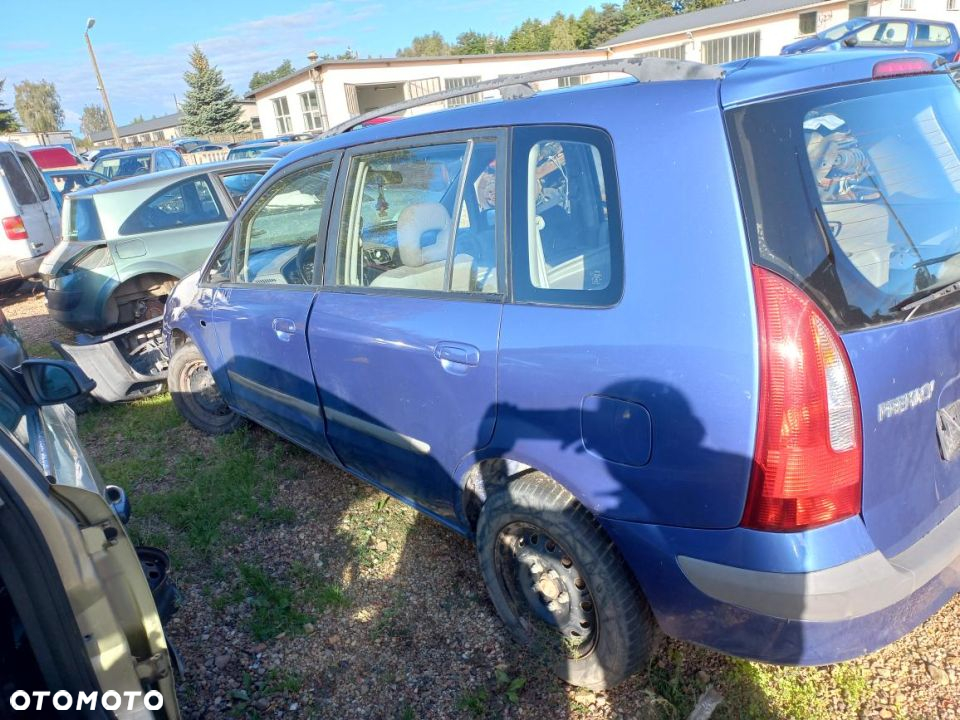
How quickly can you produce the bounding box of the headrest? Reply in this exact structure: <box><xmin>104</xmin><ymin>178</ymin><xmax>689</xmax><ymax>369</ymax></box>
<box><xmin>397</xmin><ymin>202</ymin><xmax>451</xmax><ymax>267</ymax></box>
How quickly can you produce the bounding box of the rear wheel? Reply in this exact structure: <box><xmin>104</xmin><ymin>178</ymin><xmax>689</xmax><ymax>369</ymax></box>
<box><xmin>476</xmin><ymin>473</ymin><xmax>655</xmax><ymax>690</ymax></box>
<box><xmin>168</xmin><ymin>343</ymin><xmax>244</xmax><ymax>435</ymax></box>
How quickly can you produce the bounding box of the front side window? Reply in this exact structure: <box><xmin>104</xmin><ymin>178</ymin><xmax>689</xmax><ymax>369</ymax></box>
<box><xmin>727</xmin><ymin>73</ymin><xmax>960</xmax><ymax>329</ymax></box>
<box><xmin>855</xmin><ymin>21</ymin><xmax>909</xmax><ymax>45</ymax></box>
<box><xmin>237</xmin><ymin>162</ymin><xmax>332</xmax><ymax>285</ymax></box>
<box><xmin>273</xmin><ymin>97</ymin><xmax>292</xmax><ymax>134</ymax></box>
<box><xmin>119</xmin><ymin>176</ymin><xmax>225</xmax><ymax>235</ymax></box>
<box><xmin>155</xmin><ymin>152</ymin><xmax>172</xmax><ymax>171</ymax></box>
<box><xmin>511</xmin><ymin>127</ymin><xmax>622</xmax><ymax>306</ymax></box>
<box><xmin>337</xmin><ymin>141</ymin><xmax>486</xmax><ymax>292</ymax></box>
<box><xmin>299</xmin><ymin>91</ymin><xmax>323</xmax><ymax>131</ymax></box>
<box><xmin>914</xmin><ymin>23</ymin><xmax>953</xmax><ymax>46</ymax></box>
<box><xmin>94</xmin><ymin>153</ymin><xmax>151</xmax><ymax>179</ymax></box>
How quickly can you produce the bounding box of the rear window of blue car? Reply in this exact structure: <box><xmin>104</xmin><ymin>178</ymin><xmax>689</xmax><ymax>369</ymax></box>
<box><xmin>727</xmin><ymin>72</ymin><xmax>960</xmax><ymax>330</ymax></box>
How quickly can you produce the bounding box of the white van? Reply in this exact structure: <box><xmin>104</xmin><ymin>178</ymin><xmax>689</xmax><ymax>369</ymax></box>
<box><xmin>0</xmin><ymin>142</ymin><xmax>60</xmax><ymax>284</ymax></box>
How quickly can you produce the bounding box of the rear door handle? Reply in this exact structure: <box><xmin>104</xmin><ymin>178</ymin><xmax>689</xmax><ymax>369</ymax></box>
<box><xmin>434</xmin><ymin>341</ymin><xmax>480</xmax><ymax>367</ymax></box>
<box><xmin>272</xmin><ymin>317</ymin><xmax>296</xmax><ymax>341</ymax></box>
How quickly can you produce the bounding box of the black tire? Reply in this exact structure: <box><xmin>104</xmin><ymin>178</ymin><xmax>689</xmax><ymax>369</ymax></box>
<box><xmin>476</xmin><ymin>472</ymin><xmax>656</xmax><ymax>690</ymax></box>
<box><xmin>167</xmin><ymin>343</ymin><xmax>244</xmax><ymax>435</ymax></box>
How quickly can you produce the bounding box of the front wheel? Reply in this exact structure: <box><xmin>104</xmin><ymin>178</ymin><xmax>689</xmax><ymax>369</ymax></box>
<box><xmin>476</xmin><ymin>473</ymin><xmax>656</xmax><ymax>690</ymax></box>
<box><xmin>167</xmin><ymin>343</ymin><xmax>244</xmax><ymax>435</ymax></box>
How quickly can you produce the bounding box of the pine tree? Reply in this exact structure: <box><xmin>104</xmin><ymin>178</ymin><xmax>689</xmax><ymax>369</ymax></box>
<box><xmin>0</xmin><ymin>79</ymin><xmax>17</xmax><ymax>133</ymax></box>
<box><xmin>181</xmin><ymin>45</ymin><xmax>246</xmax><ymax>135</ymax></box>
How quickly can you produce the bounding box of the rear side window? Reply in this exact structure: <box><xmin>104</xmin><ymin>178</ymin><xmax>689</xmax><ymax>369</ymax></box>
<box><xmin>0</xmin><ymin>153</ymin><xmax>37</xmax><ymax>206</ymax></box>
<box><xmin>219</xmin><ymin>170</ymin><xmax>267</xmax><ymax>206</ymax></box>
<box><xmin>914</xmin><ymin>23</ymin><xmax>953</xmax><ymax>46</ymax></box>
<box><xmin>854</xmin><ymin>21</ymin><xmax>908</xmax><ymax>46</ymax></box>
<box><xmin>65</xmin><ymin>198</ymin><xmax>103</xmax><ymax>242</ymax></box>
<box><xmin>727</xmin><ymin>73</ymin><xmax>960</xmax><ymax>329</ymax></box>
<box><xmin>510</xmin><ymin>126</ymin><xmax>623</xmax><ymax>306</ymax></box>
<box><xmin>119</xmin><ymin>176</ymin><xmax>225</xmax><ymax>235</ymax></box>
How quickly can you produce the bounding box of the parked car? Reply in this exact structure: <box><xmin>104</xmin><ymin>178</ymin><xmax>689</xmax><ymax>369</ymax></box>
<box><xmin>85</xmin><ymin>146</ymin><xmax>123</xmax><ymax>164</ymax></box>
<box><xmin>92</xmin><ymin>147</ymin><xmax>183</xmax><ymax>181</ymax></box>
<box><xmin>0</xmin><ymin>333</ymin><xmax>180</xmax><ymax>716</ymax></box>
<box><xmin>781</xmin><ymin>16</ymin><xmax>960</xmax><ymax>60</ymax></box>
<box><xmin>187</xmin><ymin>144</ymin><xmax>228</xmax><ymax>153</ymax></box>
<box><xmin>226</xmin><ymin>141</ymin><xmax>280</xmax><ymax>160</ymax></box>
<box><xmin>0</xmin><ymin>142</ymin><xmax>60</xmax><ymax>283</ymax></box>
<box><xmin>171</xmin><ymin>138</ymin><xmax>209</xmax><ymax>154</ymax></box>
<box><xmin>42</xmin><ymin>169</ymin><xmax>109</xmax><ymax>211</ymax></box>
<box><xmin>259</xmin><ymin>141</ymin><xmax>310</xmax><ymax>158</ymax></box>
<box><xmin>40</xmin><ymin>158</ymin><xmax>276</xmax><ymax>332</ymax></box>
<box><xmin>0</xmin><ymin>307</ymin><xmax>25</xmax><ymax>368</ymax></box>
<box><xmin>162</xmin><ymin>53</ymin><xmax>960</xmax><ymax>689</ymax></box>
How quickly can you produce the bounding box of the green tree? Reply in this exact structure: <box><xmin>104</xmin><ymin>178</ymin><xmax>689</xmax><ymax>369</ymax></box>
<box><xmin>452</xmin><ymin>30</ymin><xmax>500</xmax><ymax>55</ymax></box>
<box><xmin>623</xmin><ymin>0</ymin><xmax>673</xmax><ymax>25</ymax></box>
<box><xmin>248</xmin><ymin>59</ymin><xmax>295</xmax><ymax>92</ymax></box>
<box><xmin>13</xmin><ymin>80</ymin><xmax>63</xmax><ymax>133</ymax></box>
<box><xmin>181</xmin><ymin>45</ymin><xmax>247</xmax><ymax>135</ymax></box>
<box><xmin>80</xmin><ymin>104</ymin><xmax>108</xmax><ymax>138</ymax></box>
<box><xmin>129</xmin><ymin>114</ymin><xmax>146</xmax><ymax>125</ymax></box>
<box><xmin>505</xmin><ymin>19</ymin><xmax>551</xmax><ymax>52</ymax></box>
<box><xmin>397</xmin><ymin>32</ymin><xmax>450</xmax><ymax>57</ymax></box>
<box><xmin>0</xmin><ymin>80</ymin><xmax>18</xmax><ymax>133</ymax></box>
<box><xmin>683</xmin><ymin>0</ymin><xmax>726</xmax><ymax>11</ymax></box>
<box><xmin>547</xmin><ymin>13</ymin><xmax>579</xmax><ymax>51</ymax></box>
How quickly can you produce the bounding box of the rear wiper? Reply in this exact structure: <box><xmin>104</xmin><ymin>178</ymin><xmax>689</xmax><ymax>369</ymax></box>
<box><xmin>894</xmin><ymin>279</ymin><xmax>960</xmax><ymax>322</ymax></box>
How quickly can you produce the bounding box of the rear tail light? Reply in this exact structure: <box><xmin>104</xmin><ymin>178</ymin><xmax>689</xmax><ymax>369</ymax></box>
<box><xmin>2</xmin><ymin>216</ymin><xmax>28</xmax><ymax>240</ymax></box>
<box><xmin>872</xmin><ymin>57</ymin><xmax>935</xmax><ymax>79</ymax></box>
<box><xmin>743</xmin><ymin>267</ymin><xmax>862</xmax><ymax>532</ymax></box>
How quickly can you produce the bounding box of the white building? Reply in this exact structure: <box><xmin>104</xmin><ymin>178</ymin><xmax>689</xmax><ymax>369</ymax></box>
<box><xmin>247</xmin><ymin>50</ymin><xmax>606</xmax><ymax>137</ymax></box>
<box><xmin>600</xmin><ymin>0</ymin><xmax>960</xmax><ymax>63</ymax></box>
<box><xmin>247</xmin><ymin>0</ymin><xmax>960</xmax><ymax>135</ymax></box>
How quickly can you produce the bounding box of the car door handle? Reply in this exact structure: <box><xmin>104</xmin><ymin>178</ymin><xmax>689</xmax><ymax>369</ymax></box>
<box><xmin>272</xmin><ymin>317</ymin><xmax>296</xmax><ymax>341</ymax></box>
<box><xmin>434</xmin><ymin>341</ymin><xmax>480</xmax><ymax>367</ymax></box>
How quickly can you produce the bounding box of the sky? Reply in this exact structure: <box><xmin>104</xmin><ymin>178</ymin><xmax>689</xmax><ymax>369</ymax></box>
<box><xmin>0</xmin><ymin>0</ymin><xmax>598</xmax><ymax>133</ymax></box>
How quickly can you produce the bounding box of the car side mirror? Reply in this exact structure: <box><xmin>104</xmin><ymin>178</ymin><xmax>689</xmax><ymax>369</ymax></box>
<box><xmin>843</xmin><ymin>35</ymin><xmax>859</xmax><ymax>47</ymax></box>
<box><xmin>19</xmin><ymin>360</ymin><xmax>96</xmax><ymax>406</ymax></box>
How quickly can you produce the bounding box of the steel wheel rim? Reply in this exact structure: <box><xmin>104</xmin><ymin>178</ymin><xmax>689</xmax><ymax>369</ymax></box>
<box><xmin>183</xmin><ymin>360</ymin><xmax>230</xmax><ymax>417</ymax></box>
<box><xmin>494</xmin><ymin>521</ymin><xmax>598</xmax><ymax>659</ymax></box>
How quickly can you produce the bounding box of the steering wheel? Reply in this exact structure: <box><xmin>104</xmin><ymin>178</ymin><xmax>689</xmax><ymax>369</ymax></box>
<box><xmin>296</xmin><ymin>241</ymin><xmax>317</xmax><ymax>285</ymax></box>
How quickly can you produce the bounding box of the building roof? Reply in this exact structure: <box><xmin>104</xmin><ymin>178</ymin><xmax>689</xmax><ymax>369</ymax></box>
<box><xmin>90</xmin><ymin>111</ymin><xmax>183</xmax><ymax>142</ymax></box>
<box><xmin>600</xmin><ymin>0</ymin><xmax>829</xmax><ymax>47</ymax></box>
<box><xmin>244</xmin><ymin>49</ymin><xmax>603</xmax><ymax>99</ymax></box>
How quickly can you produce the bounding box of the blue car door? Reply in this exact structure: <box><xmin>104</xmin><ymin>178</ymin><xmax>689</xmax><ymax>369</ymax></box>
<box><xmin>310</xmin><ymin>133</ymin><xmax>505</xmax><ymax>522</ymax></box>
<box><xmin>209</xmin><ymin>154</ymin><xmax>340</xmax><ymax>459</ymax></box>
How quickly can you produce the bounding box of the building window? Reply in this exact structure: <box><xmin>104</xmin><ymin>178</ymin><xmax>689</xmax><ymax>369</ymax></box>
<box><xmin>848</xmin><ymin>0</ymin><xmax>869</xmax><ymax>16</ymax></box>
<box><xmin>636</xmin><ymin>44</ymin><xmax>685</xmax><ymax>60</ymax></box>
<box><xmin>799</xmin><ymin>11</ymin><xmax>817</xmax><ymax>34</ymax></box>
<box><xmin>444</xmin><ymin>77</ymin><xmax>481</xmax><ymax>108</ymax></box>
<box><xmin>900</xmin><ymin>0</ymin><xmax>915</xmax><ymax>9</ymax></box>
<box><xmin>272</xmin><ymin>97</ymin><xmax>292</xmax><ymax>134</ymax></box>
<box><xmin>299</xmin><ymin>90</ymin><xmax>323</xmax><ymax>131</ymax></box>
<box><xmin>701</xmin><ymin>31</ymin><xmax>761</xmax><ymax>64</ymax></box>
<box><xmin>948</xmin><ymin>0</ymin><xmax>958</xmax><ymax>10</ymax></box>
<box><xmin>558</xmin><ymin>75</ymin><xmax>583</xmax><ymax>88</ymax></box>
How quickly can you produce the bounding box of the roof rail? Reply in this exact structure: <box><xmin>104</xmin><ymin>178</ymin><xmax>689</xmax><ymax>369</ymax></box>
<box><xmin>320</xmin><ymin>57</ymin><xmax>723</xmax><ymax>138</ymax></box>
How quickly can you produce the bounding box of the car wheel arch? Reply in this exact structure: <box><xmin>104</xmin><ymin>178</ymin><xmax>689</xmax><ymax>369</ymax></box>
<box><xmin>105</xmin><ymin>272</ymin><xmax>180</xmax><ymax>327</ymax></box>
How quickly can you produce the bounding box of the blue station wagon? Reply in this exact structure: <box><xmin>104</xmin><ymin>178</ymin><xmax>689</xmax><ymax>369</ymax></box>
<box><xmin>163</xmin><ymin>53</ymin><xmax>960</xmax><ymax>688</ymax></box>
<box><xmin>781</xmin><ymin>16</ymin><xmax>960</xmax><ymax>60</ymax></box>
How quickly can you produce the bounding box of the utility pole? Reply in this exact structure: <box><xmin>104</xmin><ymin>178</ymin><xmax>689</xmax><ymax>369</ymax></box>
<box><xmin>84</xmin><ymin>18</ymin><xmax>122</xmax><ymax>146</ymax></box>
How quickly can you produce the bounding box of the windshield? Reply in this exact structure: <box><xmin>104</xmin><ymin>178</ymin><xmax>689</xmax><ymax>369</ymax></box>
<box><xmin>93</xmin><ymin>153</ymin><xmax>150</xmax><ymax>179</ymax></box>
<box><xmin>820</xmin><ymin>18</ymin><xmax>872</xmax><ymax>40</ymax></box>
<box><xmin>727</xmin><ymin>72</ymin><xmax>960</xmax><ymax>329</ymax></box>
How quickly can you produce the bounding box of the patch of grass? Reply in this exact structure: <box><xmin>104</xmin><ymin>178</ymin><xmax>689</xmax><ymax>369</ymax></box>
<box><xmin>290</xmin><ymin>561</ymin><xmax>349</xmax><ymax>613</ymax></box>
<box><xmin>494</xmin><ymin>667</ymin><xmax>526</xmax><ymax>704</ymax></box>
<box><xmin>23</xmin><ymin>340</ymin><xmax>57</xmax><ymax>359</ymax></box>
<box><xmin>832</xmin><ymin>664</ymin><xmax>870</xmax><ymax>714</ymax></box>
<box><xmin>721</xmin><ymin>662</ymin><xmax>834</xmax><ymax>720</ymax></box>
<box><xmin>133</xmin><ymin>429</ymin><xmax>291</xmax><ymax>552</ymax></box>
<box><xmin>456</xmin><ymin>688</ymin><xmax>490</xmax><ymax>718</ymax></box>
<box><xmin>265</xmin><ymin>668</ymin><xmax>303</xmax><ymax>695</ymax></box>
<box><xmin>238</xmin><ymin>563</ymin><xmax>311</xmax><ymax>641</ymax></box>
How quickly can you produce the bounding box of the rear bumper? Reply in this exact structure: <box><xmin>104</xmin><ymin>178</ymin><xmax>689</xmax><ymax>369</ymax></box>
<box><xmin>603</xmin><ymin>500</ymin><xmax>960</xmax><ymax>665</ymax></box>
<box><xmin>43</xmin><ymin>271</ymin><xmax>117</xmax><ymax>332</ymax></box>
<box><xmin>16</xmin><ymin>253</ymin><xmax>47</xmax><ymax>279</ymax></box>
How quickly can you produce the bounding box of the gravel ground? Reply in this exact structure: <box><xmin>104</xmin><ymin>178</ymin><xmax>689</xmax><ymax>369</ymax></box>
<box><xmin>4</xmin><ymin>290</ymin><xmax>958</xmax><ymax>720</ymax></box>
